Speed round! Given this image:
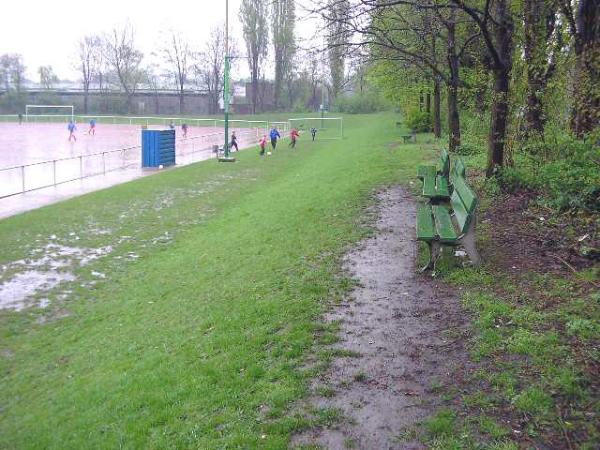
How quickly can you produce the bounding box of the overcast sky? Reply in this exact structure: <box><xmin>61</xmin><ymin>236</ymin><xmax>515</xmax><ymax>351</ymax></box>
<box><xmin>0</xmin><ymin>0</ymin><xmax>321</xmax><ymax>82</ymax></box>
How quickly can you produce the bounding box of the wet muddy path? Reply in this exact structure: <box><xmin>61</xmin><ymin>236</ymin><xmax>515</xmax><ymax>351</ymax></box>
<box><xmin>292</xmin><ymin>186</ymin><xmax>469</xmax><ymax>450</ymax></box>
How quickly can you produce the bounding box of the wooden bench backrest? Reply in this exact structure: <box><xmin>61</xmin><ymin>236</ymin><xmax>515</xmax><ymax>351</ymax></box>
<box><xmin>440</xmin><ymin>149</ymin><xmax>450</xmax><ymax>177</ymax></box>
<box><xmin>453</xmin><ymin>157</ymin><xmax>466</xmax><ymax>178</ymax></box>
<box><xmin>450</xmin><ymin>175</ymin><xmax>477</xmax><ymax>234</ymax></box>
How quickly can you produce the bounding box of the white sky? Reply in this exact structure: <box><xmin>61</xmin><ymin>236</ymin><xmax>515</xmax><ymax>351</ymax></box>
<box><xmin>0</xmin><ymin>0</ymin><xmax>321</xmax><ymax>82</ymax></box>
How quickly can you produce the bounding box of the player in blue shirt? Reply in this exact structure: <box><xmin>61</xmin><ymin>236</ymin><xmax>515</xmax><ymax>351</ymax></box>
<box><xmin>68</xmin><ymin>120</ymin><xmax>77</xmax><ymax>142</ymax></box>
<box><xmin>88</xmin><ymin>118</ymin><xmax>96</xmax><ymax>135</ymax></box>
<box><xmin>269</xmin><ymin>127</ymin><xmax>281</xmax><ymax>150</ymax></box>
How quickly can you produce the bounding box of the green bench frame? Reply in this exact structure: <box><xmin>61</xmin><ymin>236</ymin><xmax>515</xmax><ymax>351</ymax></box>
<box><xmin>416</xmin><ymin>160</ymin><xmax>480</xmax><ymax>271</ymax></box>
<box><xmin>417</xmin><ymin>149</ymin><xmax>451</xmax><ymax>202</ymax></box>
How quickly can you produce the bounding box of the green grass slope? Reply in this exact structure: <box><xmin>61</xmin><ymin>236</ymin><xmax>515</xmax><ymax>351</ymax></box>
<box><xmin>0</xmin><ymin>113</ymin><xmax>431</xmax><ymax>449</ymax></box>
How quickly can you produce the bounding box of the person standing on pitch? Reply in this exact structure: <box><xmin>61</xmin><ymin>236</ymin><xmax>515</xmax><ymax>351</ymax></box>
<box><xmin>289</xmin><ymin>128</ymin><xmax>300</xmax><ymax>148</ymax></box>
<box><xmin>269</xmin><ymin>127</ymin><xmax>281</xmax><ymax>151</ymax></box>
<box><xmin>88</xmin><ymin>118</ymin><xmax>96</xmax><ymax>135</ymax></box>
<box><xmin>310</xmin><ymin>127</ymin><xmax>317</xmax><ymax>141</ymax></box>
<box><xmin>259</xmin><ymin>134</ymin><xmax>267</xmax><ymax>157</ymax></box>
<box><xmin>230</xmin><ymin>131</ymin><xmax>239</xmax><ymax>152</ymax></box>
<box><xmin>67</xmin><ymin>120</ymin><xmax>77</xmax><ymax>142</ymax></box>
<box><xmin>18</xmin><ymin>113</ymin><xmax>23</xmax><ymax>125</ymax></box>
<box><xmin>182</xmin><ymin>123</ymin><xmax>188</xmax><ymax>138</ymax></box>
<box><xmin>169</xmin><ymin>120</ymin><xmax>175</xmax><ymax>130</ymax></box>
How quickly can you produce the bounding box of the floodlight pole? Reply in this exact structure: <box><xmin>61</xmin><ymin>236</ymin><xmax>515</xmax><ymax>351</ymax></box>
<box><xmin>220</xmin><ymin>0</ymin><xmax>235</xmax><ymax>162</ymax></box>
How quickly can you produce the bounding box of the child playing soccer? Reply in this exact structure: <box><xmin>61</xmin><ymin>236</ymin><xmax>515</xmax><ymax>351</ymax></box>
<box><xmin>289</xmin><ymin>128</ymin><xmax>300</xmax><ymax>148</ymax></box>
<box><xmin>88</xmin><ymin>118</ymin><xmax>96</xmax><ymax>135</ymax></box>
<box><xmin>181</xmin><ymin>123</ymin><xmax>188</xmax><ymax>138</ymax></box>
<box><xmin>310</xmin><ymin>127</ymin><xmax>317</xmax><ymax>141</ymax></box>
<box><xmin>269</xmin><ymin>127</ymin><xmax>281</xmax><ymax>150</ymax></box>
<box><xmin>259</xmin><ymin>135</ymin><xmax>267</xmax><ymax>156</ymax></box>
<box><xmin>68</xmin><ymin>120</ymin><xmax>77</xmax><ymax>142</ymax></box>
<box><xmin>230</xmin><ymin>131</ymin><xmax>239</xmax><ymax>152</ymax></box>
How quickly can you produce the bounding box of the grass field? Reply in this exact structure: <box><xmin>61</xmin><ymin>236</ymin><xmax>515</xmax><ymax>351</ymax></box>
<box><xmin>0</xmin><ymin>113</ymin><xmax>431</xmax><ymax>448</ymax></box>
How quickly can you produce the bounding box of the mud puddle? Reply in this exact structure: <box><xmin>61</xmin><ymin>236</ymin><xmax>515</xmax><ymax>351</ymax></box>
<box><xmin>291</xmin><ymin>186</ymin><xmax>469</xmax><ymax>450</ymax></box>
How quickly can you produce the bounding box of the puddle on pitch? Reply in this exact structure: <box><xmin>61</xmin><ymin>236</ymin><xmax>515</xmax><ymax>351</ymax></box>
<box><xmin>0</xmin><ymin>271</ymin><xmax>75</xmax><ymax>311</ymax></box>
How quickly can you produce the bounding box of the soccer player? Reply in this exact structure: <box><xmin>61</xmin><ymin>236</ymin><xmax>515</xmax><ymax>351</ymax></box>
<box><xmin>259</xmin><ymin>134</ymin><xmax>267</xmax><ymax>156</ymax></box>
<box><xmin>269</xmin><ymin>127</ymin><xmax>281</xmax><ymax>150</ymax></box>
<box><xmin>289</xmin><ymin>128</ymin><xmax>300</xmax><ymax>149</ymax></box>
<box><xmin>68</xmin><ymin>120</ymin><xmax>77</xmax><ymax>142</ymax></box>
<box><xmin>18</xmin><ymin>113</ymin><xmax>23</xmax><ymax>125</ymax></box>
<box><xmin>310</xmin><ymin>127</ymin><xmax>317</xmax><ymax>141</ymax></box>
<box><xmin>182</xmin><ymin>123</ymin><xmax>188</xmax><ymax>138</ymax></box>
<box><xmin>230</xmin><ymin>131</ymin><xmax>239</xmax><ymax>152</ymax></box>
<box><xmin>88</xmin><ymin>118</ymin><xmax>96</xmax><ymax>135</ymax></box>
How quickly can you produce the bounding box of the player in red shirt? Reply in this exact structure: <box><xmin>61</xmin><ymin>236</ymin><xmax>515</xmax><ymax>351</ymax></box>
<box><xmin>289</xmin><ymin>128</ymin><xmax>300</xmax><ymax>149</ymax></box>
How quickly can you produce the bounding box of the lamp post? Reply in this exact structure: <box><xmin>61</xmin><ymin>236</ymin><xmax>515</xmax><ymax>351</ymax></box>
<box><xmin>219</xmin><ymin>0</ymin><xmax>235</xmax><ymax>162</ymax></box>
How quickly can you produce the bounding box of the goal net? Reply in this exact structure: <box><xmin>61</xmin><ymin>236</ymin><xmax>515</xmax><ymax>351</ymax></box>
<box><xmin>25</xmin><ymin>105</ymin><xmax>74</xmax><ymax>123</ymax></box>
<box><xmin>287</xmin><ymin>117</ymin><xmax>343</xmax><ymax>140</ymax></box>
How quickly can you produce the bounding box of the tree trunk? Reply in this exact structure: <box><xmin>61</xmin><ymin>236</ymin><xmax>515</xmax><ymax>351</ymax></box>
<box><xmin>83</xmin><ymin>90</ymin><xmax>89</xmax><ymax>115</ymax></box>
<box><xmin>570</xmin><ymin>0</ymin><xmax>600</xmax><ymax>136</ymax></box>
<box><xmin>487</xmin><ymin>68</ymin><xmax>511</xmax><ymax>176</ymax></box>
<box><xmin>433</xmin><ymin>77</ymin><xmax>442</xmax><ymax>138</ymax></box>
<box><xmin>419</xmin><ymin>91</ymin><xmax>424</xmax><ymax>111</ymax></box>
<box><xmin>179</xmin><ymin>90</ymin><xmax>184</xmax><ymax>115</ymax></box>
<box><xmin>426</xmin><ymin>91</ymin><xmax>431</xmax><ymax>114</ymax></box>
<box><xmin>523</xmin><ymin>0</ymin><xmax>550</xmax><ymax>137</ymax></box>
<box><xmin>447</xmin><ymin>20</ymin><xmax>461</xmax><ymax>152</ymax></box>
<box><xmin>486</xmin><ymin>0</ymin><xmax>514</xmax><ymax>177</ymax></box>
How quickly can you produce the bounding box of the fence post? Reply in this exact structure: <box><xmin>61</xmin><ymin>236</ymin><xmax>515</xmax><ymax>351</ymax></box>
<box><xmin>102</xmin><ymin>152</ymin><xmax>106</xmax><ymax>174</ymax></box>
<box><xmin>21</xmin><ymin>166</ymin><xmax>25</xmax><ymax>193</ymax></box>
<box><xmin>79</xmin><ymin>155</ymin><xmax>83</xmax><ymax>178</ymax></box>
<box><xmin>53</xmin><ymin>160</ymin><xmax>57</xmax><ymax>186</ymax></box>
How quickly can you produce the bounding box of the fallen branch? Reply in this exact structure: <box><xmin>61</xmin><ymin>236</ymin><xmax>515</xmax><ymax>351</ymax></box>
<box><xmin>551</xmin><ymin>254</ymin><xmax>600</xmax><ymax>288</ymax></box>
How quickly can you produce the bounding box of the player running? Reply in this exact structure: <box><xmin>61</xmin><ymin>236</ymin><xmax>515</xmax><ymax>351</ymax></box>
<box><xmin>269</xmin><ymin>127</ymin><xmax>281</xmax><ymax>151</ymax></box>
<box><xmin>289</xmin><ymin>128</ymin><xmax>300</xmax><ymax>149</ymax></box>
<box><xmin>88</xmin><ymin>118</ymin><xmax>96</xmax><ymax>135</ymax></box>
<box><xmin>67</xmin><ymin>120</ymin><xmax>77</xmax><ymax>142</ymax></box>
<box><xmin>259</xmin><ymin>134</ymin><xmax>267</xmax><ymax>156</ymax></box>
<box><xmin>230</xmin><ymin>131</ymin><xmax>239</xmax><ymax>152</ymax></box>
<box><xmin>310</xmin><ymin>127</ymin><xmax>317</xmax><ymax>141</ymax></box>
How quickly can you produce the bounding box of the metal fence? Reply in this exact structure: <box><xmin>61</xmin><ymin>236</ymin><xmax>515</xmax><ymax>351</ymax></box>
<box><xmin>0</xmin><ymin>127</ymin><xmax>264</xmax><ymax>199</ymax></box>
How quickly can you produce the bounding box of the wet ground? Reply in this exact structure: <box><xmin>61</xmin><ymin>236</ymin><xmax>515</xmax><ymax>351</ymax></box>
<box><xmin>0</xmin><ymin>123</ymin><xmax>269</xmax><ymax>218</ymax></box>
<box><xmin>292</xmin><ymin>186</ymin><xmax>469</xmax><ymax>450</ymax></box>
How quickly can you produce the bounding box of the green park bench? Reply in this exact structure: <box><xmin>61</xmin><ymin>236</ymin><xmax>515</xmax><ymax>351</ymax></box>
<box><xmin>417</xmin><ymin>149</ymin><xmax>451</xmax><ymax>202</ymax></box>
<box><xmin>416</xmin><ymin>164</ymin><xmax>481</xmax><ymax>271</ymax></box>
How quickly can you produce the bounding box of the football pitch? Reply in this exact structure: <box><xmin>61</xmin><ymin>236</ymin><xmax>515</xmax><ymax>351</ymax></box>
<box><xmin>0</xmin><ymin>113</ymin><xmax>429</xmax><ymax>449</ymax></box>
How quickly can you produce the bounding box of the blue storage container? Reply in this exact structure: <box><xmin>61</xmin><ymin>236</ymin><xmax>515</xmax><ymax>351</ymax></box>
<box><xmin>142</xmin><ymin>129</ymin><xmax>176</xmax><ymax>168</ymax></box>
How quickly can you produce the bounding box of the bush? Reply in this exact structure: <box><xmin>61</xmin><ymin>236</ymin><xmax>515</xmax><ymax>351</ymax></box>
<box><xmin>334</xmin><ymin>93</ymin><xmax>389</xmax><ymax>114</ymax></box>
<box><xmin>404</xmin><ymin>109</ymin><xmax>432</xmax><ymax>132</ymax></box>
<box><xmin>499</xmin><ymin>132</ymin><xmax>600</xmax><ymax>212</ymax></box>
<box><xmin>455</xmin><ymin>142</ymin><xmax>484</xmax><ymax>155</ymax></box>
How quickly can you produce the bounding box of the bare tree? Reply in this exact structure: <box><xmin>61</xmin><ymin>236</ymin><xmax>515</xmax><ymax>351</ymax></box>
<box><xmin>240</xmin><ymin>0</ymin><xmax>269</xmax><ymax>113</ymax></box>
<box><xmin>103</xmin><ymin>24</ymin><xmax>144</xmax><ymax>113</ymax></box>
<box><xmin>163</xmin><ymin>32</ymin><xmax>190</xmax><ymax>114</ymax></box>
<box><xmin>272</xmin><ymin>0</ymin><xmax>296</xmax><ymax>109</ymax></box>
<box><xmin>78</xmin><ymin>35</ymin><xmax>102</xmax><ymax>114</ymax></box>
<box><xmin>38</xmin><ymin>65</ymin><xmax>59</xmax><ymax>89</ymax></box>
<box><xmin>194</xmin><ymin>26</ymin><xmax>226</xmax><ymax>115</ymax></box>
<box><xmin>0</xmin><ymin>54</ymin><xmax>26</xmax><ymax>94</ymax></box>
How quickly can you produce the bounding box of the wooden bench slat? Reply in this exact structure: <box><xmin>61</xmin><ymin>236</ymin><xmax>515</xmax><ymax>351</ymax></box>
<box><xmin>433</xmin><ymin>205</ymin><xmax>458</xmax><ymax>242</ymax></box>
<box><xmin>436</xmin><ymin>175</ymin><xmax>450</xmax><ymax>197</ymax></box>
<box><xmin>453</xmin><ymin>175</ymin><xmax>477</xmax><ymax>213</ymax></box>
<box><xmin>416</xmin><ymin>203</ymin><xmax>436</xmax><ymax>240</ymax></box>
<box><xmin>422</xmin><ymin>174</ymin><xmax>437</xmax><ymax>197</ymax></box>
<box><xmin>417</xmin><ymin>165</ymin><xmax>436</xmax><ymax>180</ymax></box>
<box><xmin>451</xmin><ymin>190</ymin><xmax>470</xmax><ymax>233</ymax></box>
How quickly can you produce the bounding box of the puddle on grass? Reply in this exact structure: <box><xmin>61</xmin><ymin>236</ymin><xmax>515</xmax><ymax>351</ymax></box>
<box><xmin>0</xmin><ymin>271</ymin><xmax>75</xmax><ymax>311</ymax></box>
<box><xmin>0</xmin><ymin>243</ymin><xmax>114</xmax><ymax>312</ymax></box>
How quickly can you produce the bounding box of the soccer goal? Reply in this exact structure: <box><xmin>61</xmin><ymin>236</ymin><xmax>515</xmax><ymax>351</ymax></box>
<box><xmin>25</xmin><ymin>105</ymin><xmax>74</xmax><ymax>123</ymax></box>
<box><xmin>287</xmin><ymin>117</ymin><xmax>343</xmax><ymax>140</ymax></box>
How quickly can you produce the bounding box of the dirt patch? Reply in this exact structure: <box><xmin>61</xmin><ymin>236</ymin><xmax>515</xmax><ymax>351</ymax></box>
<box><xmin>291</xmin><ymin>186</ymin><xmax>470</xmax><ymax>449</ymax></box>
<box><xmin>479</xmin><ymin>188</ymin><xmax>598</xmax><ymax>274</ymax></box>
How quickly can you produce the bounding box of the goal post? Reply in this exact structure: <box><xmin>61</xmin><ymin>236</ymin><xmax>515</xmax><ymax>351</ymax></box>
<box><xmin>287</xmin><ymin>117</ymin><xmax>343</xmax><ymax>140</ymax></box>
<box><xmin>25</xmin><ymin>105</ymin><xmax>74</xmax><ymax>123</ymax></box>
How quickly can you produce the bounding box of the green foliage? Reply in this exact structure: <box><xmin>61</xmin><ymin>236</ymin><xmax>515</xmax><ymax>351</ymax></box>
<box><xmin>404</xmin><ymin>109</ymin><xmax>432</xmax><ymax>132</ymax></box>
<box><xmin>499</xmin><ymin>131</ymin><xmax>600</xmax><ymax>212</ymax></box>
<box><xmin>334</xmin><ymin>92</ymin><xmax>389</xmax><ymax>114</ymax></box>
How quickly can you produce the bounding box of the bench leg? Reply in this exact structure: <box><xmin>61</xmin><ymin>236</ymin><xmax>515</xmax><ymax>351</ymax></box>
<box><xmin>420</xmin><ymin>241</ymin><xmax>441</xmax><ymax>272</ymax></box>
<box><xmin>461</xmin><ymin>228</ymin><xmax>481</xmax><ymax>266</ymax></box>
